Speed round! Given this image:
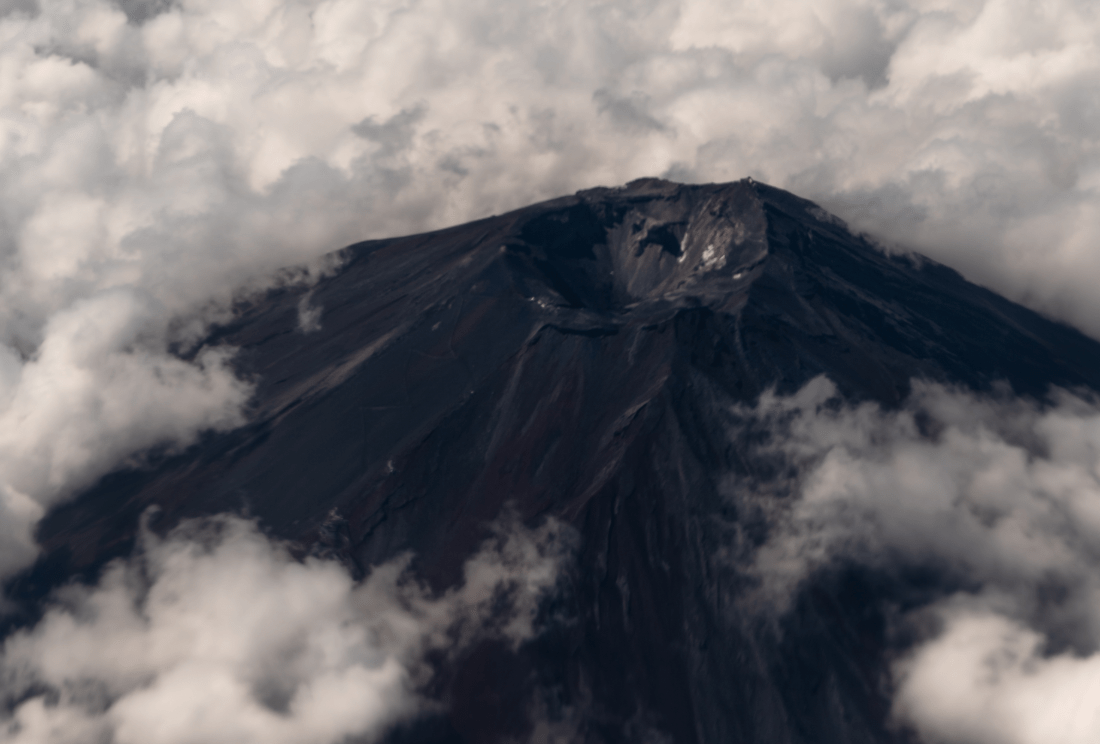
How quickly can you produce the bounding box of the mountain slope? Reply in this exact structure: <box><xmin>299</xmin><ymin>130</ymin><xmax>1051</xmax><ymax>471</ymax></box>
<box><xmin>18</xmin><ymin>177</ymin><xmax>1100</xmax><ymax>743</ymax></box>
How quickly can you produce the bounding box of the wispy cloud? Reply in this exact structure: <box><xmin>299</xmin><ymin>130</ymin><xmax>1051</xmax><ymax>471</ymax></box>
<box><xmin>0</xmin><ymin>512</ymin><xmax>571</xmax><ymax>744</ymax></box>
<box><xmin>741</xmin><ymin>377</ymin><xmax>1100</xmax><ymax>743</ymax></box>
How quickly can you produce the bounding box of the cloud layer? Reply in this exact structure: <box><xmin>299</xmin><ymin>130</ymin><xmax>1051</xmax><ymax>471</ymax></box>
<box><xmin>742</xmin><ymin>377</ymin><xmax>1100</xmax><ymax>744</ymax></box>
<box><xmin>0</xmin><ymin>513</ymin><xmax>569</xmax><ymax>744</ymax></box>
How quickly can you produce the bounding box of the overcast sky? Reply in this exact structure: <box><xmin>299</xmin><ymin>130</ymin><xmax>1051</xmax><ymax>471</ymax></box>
<box><xmin>0</xmin><ymin>0</ymin><xmax>1098</xmax><ymax>741</ymax></box>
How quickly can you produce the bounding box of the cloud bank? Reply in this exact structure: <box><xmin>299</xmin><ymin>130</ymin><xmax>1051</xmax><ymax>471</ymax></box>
<box><xmin>0</xmin><ymin>0</ymin><xmax>1097</xmax><ymax>576</ymax></box>
<box><xmin>0</xmin><ymin>513</ymin><xmax>570</xmax><ymax>744</ymax></box>
<box><xmin>742</xmin><ymin>377</ymin><xmax>1100</xmax><ymax>744</ymax></box>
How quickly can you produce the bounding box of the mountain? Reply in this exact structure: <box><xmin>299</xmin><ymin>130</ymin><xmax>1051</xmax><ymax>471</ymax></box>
<box><xmin>13</xmin><ymin>177</ymin><xmax>1100</xmax><ymax>743</ymax></box>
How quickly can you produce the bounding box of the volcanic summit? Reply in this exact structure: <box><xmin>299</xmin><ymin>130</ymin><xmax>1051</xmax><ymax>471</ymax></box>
<box><xmin>17</xmin><ymin>178</ymin><xmax>1100</xmax><ymax>743</ymax></box>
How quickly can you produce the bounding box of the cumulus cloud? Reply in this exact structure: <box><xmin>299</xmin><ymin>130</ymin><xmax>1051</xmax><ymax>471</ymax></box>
<box><xmin>0</xmin><ymin>512</ymin><xmax>570</xmax><ymax>744</ymax></box>
<box><xmin>0</xmin><ymin>0</ymin><xmax>1098</xmax><ymax>577</ymax></box>
<box><xmin>740</xmin><ymin>377</ymin><xmax>1100</xmax><ymax>744</ymax></box>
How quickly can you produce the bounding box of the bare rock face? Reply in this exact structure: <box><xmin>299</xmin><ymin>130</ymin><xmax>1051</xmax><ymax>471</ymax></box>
<box><xmin>16</xmin><ymin>178</ymin><xmax>1100</xmax><ymax>743</ymax></box>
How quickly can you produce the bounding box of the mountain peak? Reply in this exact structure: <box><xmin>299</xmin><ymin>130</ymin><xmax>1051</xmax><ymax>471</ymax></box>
<box><xmin>19</xmin><ymin>177</ymin><xmax>1100</xmax><ymax>744</ymax></box>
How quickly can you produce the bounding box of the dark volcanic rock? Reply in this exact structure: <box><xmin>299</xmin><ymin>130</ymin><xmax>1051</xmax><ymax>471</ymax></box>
<box><xmin>18</xmin><ymin>178</ymin><xmax>1100</xmax><ymax>742</ymax></box>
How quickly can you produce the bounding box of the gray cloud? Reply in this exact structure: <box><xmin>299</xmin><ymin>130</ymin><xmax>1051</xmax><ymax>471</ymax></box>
<box><xmin>0</xmin><ymin>512</ymin><xmax>570</xmax><ymax>744</ymax></box>
<box><xmin>739</xmin><ymin>377</ymin><xmax>1100</xmax><ymax>743</ymax></box>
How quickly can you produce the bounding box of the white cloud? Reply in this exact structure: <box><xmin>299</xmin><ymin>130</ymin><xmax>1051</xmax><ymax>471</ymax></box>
<box><xmin>742</xmin><ymin>377</ymin><xmax>1100</xmax><ymax>744</ymax></box>
<box><xmin>894</xmin><ymin>608</ymin><xmax>1100</xmax><ymax>744</ymax></box>
<box><xmin>0</xmin><ymin>512</ymin><xmax>570</xmax><ymax>744</ymax></box>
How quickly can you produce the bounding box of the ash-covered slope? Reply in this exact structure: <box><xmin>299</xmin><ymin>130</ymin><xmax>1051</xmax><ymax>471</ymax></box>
<box><xmin>19</xmin><ymin>178</ymin><xmax>1100</xmax><ymax>742</ymax></box>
